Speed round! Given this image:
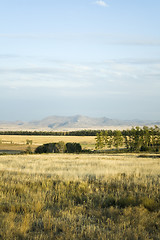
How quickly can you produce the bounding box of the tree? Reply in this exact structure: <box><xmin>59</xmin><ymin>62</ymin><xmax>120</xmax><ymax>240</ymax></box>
<box><xmin>133</xmin><ymin>127</ymin><xmax>143</xmax><ymax>151</ymax></box>
<box><xmin>95</xmin><ymin>132</ymin><xmax>105</xmax><ymax>150</ymax></box>
<box><xmin>113</xmin><ymin>130</ymin><xmax>123</xmax><ymax>150</ymax></box>
<box><xmin>66</xmin><ymin>143</ymin><xmax>82</xmax><ymax>153</ymax></box>
<box><xmin>153</xmin><ymin>125</ymin><xmax>160</xmax><ymax>152</ymax></box>
<box><xmin>140</xmin><ymin>126</ymin><xmax>150</xmax><ymax>151</ymax></box>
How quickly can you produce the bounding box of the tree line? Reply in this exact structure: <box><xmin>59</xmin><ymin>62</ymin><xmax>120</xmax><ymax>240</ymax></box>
<box><xmin>0</xmin><ymin>130</ymin><xmax>98</xmax><ymax>136</ymax></box>
<box><xmin>95</xmin><ymin>126</ymin><xmax>160</xmax><ymax>152</ymax></box>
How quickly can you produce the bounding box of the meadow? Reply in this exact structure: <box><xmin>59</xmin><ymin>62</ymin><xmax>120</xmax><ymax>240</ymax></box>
<box><xmin>0</xmin><ymin>153</ymin><xmax>160</xmax><ymax>239</ymax></box>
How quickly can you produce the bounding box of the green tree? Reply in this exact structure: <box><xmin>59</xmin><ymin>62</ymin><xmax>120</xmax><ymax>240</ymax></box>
<box><xmin>66</xmin><ymin>143</ymin><xmax>82</xmax><ymax>153</ymax></box>
<box><xmin>134</xmin><ymin>127</ymin><xmax>143</xmax><ymax>151</ymax></box>
<box><xmin>153</xmin><ymin>125</ymin><xmax>160</xmax><ymax>152</ymax></box>
<box><xmin>113</xmin><ymin>130</ymin><xmax>123</xmax><ymax>150</ymax></box>
<box><xmin>140</xmin><ymin>126</ymin><xmax>150</xmax><ymax>151</ymax></box>
<box><xmin>95</xmin><ymin>132</ymin><xmax>105</xmax><ymax>150</ymax></box>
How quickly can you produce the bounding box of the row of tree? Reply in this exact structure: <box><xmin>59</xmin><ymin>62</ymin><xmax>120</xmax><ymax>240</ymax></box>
<box><xmin>0</xmin><ymin>130</ymin><xmax>99</xmax><ymax>136</ymax></box>
<box><xmin>95</xmin><ymin>126</ymin><xmax>160</xmax><ymax>152</ymax></box>
<box><xmin>1</xmin><ymin>127</ymin><xmax>160</xmax><ymax>139</ymax></box>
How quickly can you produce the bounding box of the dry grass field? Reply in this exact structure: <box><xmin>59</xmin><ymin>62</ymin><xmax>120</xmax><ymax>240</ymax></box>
<box><xmin>0</xmin><ymin>153</ymin><xmax>160</xmax><ymax>239</ymax></box>
<box><xmin>0</xmin><ymin>153</ymin><xmax>159</xmax><ymax>178</ymax></box>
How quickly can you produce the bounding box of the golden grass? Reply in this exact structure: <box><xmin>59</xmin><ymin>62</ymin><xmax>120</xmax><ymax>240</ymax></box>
<box><xmin>0</xmin><ymin>135</ymin><xmax>96</xmax><ymax>145</ymax></box>
<box><xmin>0</xmin><ymin>153</ymin><xmax>160</xmax><ymax>239</ymax></box>
<box><xmin>0</xmin><ymin>153</ymin><xmax>159</xmax><ymax>180</ymax></box>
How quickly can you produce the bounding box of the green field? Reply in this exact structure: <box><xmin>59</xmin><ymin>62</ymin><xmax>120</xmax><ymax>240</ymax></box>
<box><xmin>0</xmin><ymin>153</ymin><xmax>160</xmax><ymax>239</ymax></box>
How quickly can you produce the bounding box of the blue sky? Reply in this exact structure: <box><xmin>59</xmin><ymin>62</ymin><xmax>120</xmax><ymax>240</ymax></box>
<box><xmin>0</xmin><ymin>0</ymin><xmax>160</xmax><ymax>121</ymax></box>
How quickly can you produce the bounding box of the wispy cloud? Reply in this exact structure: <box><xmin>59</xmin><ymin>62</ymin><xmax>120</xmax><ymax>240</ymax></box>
<box><xmin>1</xmin><ymin>32</ymin><xmax>160</xmax><ymax>47</ymax></box>
<box><xmin>0</xmin><ymin>59</ymin><xmax>160</xmax><ymax>97</ymax></box>
<box><xmin>94</xmin><ymin>1</ymin><xmax>108</xmax><ymax>7</ymax></box>
<box><xmin>0</xmin><ymin>58</ymin><xmax>160</xmax><ymax>121</ymax></box>
<box><xmin>0</xmin><ymin>63</ymin><xmax>93</xmax><ymax>89</ymax></box>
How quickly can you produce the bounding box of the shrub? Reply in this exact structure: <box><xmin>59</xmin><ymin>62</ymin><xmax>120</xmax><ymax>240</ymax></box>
<box><xmin>26</xmin><ymin>139</ymin><xmax>32</xmax><ymax>145</ymax></box>
<box><xmin>35</xmin><ymin>142</ymin><xmax>82</xmax><ymax>154</ymax></box>
<box><xmin>54</xmin><ymin>141</ymin><xmax>66</xmax><ymax>153</ymax></box>
<box><xmin>117</xmin><ymin>196</ymin><xmax>138</xmax><ymax>208</ymax></box>
<box><xmin>102</xmin><ymin>196</ymin><xmax>116</xmax><ymax>208</ymax></box>
<box><xmin>140</xmin><ymin>146</ymin><xmax>149</xmax><ymax>152</ymax></box>
<box><xmin>25</xmin><ymin>146</ymin><xmax>32</xmax><ymax>154</ymax></box>
<box><xmin>142</xmin><ymin>197</ymin><xmax>159</xmax><ymax>211</ymax></box>
<box><xmin>35</xmin><ymin>143</ymin><xmax>55</xmax><ymax>154</ymax></box>
<box><xmin>66</xmin><ymin>142</ymin><xmax>82</xmax><ymax>153</ymax></box>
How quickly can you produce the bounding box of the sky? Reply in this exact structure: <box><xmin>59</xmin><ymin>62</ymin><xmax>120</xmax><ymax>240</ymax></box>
<box><xmin>0</xmin><ymin>0</ymin><xmax>160</xmax><ymax>121</ymax></box>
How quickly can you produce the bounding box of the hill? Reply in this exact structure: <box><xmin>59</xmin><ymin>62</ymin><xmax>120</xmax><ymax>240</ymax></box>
<box><xmin>0</xmin><ymin>115</ymin><xmax>159</xmax><ymax>131</ymax></box>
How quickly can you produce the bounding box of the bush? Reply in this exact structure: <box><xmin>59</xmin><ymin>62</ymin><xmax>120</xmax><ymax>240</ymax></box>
<box><xmin>140</xmin><ymin>146</ymin><xmax>149</xmax><ymax>152</ymax></box>
<box><xmin>66</xmin><ymin>142</ymin><xmax>82</xmax><ymax>153</ymax></box>
<box><xmin>102</xmin><ymin>196</ymin><xmax>116</xmax><ymax>208</ymax></box>
<box><xmin>26</xmin><ymin>139</ymin><xmax>32</xmax><ymax>145</ymax></box>
<box><xmin>25</xmin><ymin>146</ymin><xmax>32</xmax><ymax>154</ymax></box>
<box><xmin>35</xmin><ymin>142</ymin><xmax>82</xmax><ymax>154</ymax></box>
<box><xmin>142</xmin><ymin>197</ymin><xmax>159</xmax><ymax>211</ymax></box>
<box><xmin>35</xmin><ymin>143</ymin><xmax>55</xmax><ymax>154</ymax></box>
<box><xmin>54</xmin><ymin>141</ymin><xmax>66</xmax><ymax>153</ymax></box>
<box><xmin>117</xmin><ymin>196</ymin><xmax>138</xmax><ymax>208</ymax></box>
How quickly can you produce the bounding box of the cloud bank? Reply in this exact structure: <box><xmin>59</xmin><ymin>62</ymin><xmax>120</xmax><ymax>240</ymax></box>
<box><xmin>0</xmin><ymin>57</ymin><xmax>160</xmax><ymax>121</ymax></box>
<box><xmin>0</xmin><ymin>58</ymin><xmax>160</xmax><ymax>97</ymax></box>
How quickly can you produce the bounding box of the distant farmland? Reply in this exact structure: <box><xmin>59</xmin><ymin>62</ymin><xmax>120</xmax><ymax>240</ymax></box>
<box><xmin>0</xmin><ymin>135</ymin><xmax>96</xmax><ymax>153</ymax></box>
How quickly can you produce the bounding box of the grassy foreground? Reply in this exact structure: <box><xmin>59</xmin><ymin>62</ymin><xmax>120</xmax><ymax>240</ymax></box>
<box><xmin>0</xmin><ymin>154</ymin><xmax>160</xmax><ymax>239</ymax></box>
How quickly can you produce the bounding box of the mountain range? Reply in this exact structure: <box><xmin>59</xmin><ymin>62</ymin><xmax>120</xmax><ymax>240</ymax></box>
<box><xmin>0</xmin><ymin>115</ymin><xmax>159</xmax><ymax>131</ymax></box>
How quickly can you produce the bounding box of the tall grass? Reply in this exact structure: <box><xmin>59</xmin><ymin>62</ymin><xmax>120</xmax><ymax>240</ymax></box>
<box><xmin>0</xmin><ymin>154</ymin><xmax>160</xmax><ymax>239</ymax></box>
<box><xmin>0</xmin><ymin>153</ymin><xmax>160</xmax><ymax>178</ymax></box>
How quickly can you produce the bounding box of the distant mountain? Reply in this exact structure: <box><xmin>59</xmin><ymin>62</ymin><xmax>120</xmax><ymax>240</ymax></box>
<box><xmin>0</xmin><ymin>115</ymin><xmax>159</xmax><ymax>131</ymax></box>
